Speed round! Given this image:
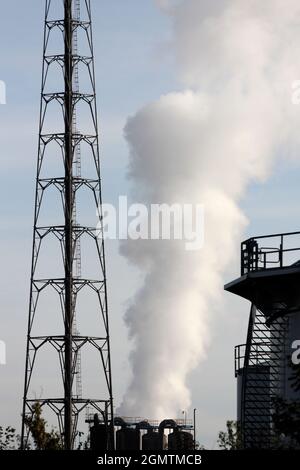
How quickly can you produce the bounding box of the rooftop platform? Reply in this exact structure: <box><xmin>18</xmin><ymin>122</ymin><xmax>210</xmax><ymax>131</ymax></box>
<box><xmin>224</xmin><ymin>231</ymin><xmax>300</xmax><ymax>324</ymax></box>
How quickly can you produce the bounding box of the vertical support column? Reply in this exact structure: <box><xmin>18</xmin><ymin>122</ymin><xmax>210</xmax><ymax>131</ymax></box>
<box><xmin>64</xmin><ymin>0</ymin><xmax>73</xmax><ymax>451</ymax></box>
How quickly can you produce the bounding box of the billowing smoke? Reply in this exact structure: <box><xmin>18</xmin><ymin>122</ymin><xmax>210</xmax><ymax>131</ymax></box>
<box><xmin>118</xmin><ymin>0</ymin><xmax>300</xmax><ymax>419</ymax></box>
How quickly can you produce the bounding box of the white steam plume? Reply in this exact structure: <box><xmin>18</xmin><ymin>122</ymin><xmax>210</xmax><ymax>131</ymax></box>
<box><xmin>118</xmin><ymin>0</ymin><xmax>300</xmax><ymax>419</ymax></box>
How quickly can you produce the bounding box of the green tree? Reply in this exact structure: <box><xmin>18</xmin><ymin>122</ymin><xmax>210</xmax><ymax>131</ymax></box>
<box><xmin>272</xmin><ymin>396</ymin><xmax>300</xmax><ymax>448</ymax></box>
<box><xmin>217</xmin><ymin>420</ymin><xmax>242</xmax><ymax>450</ymax></box>
<box><xmin>289</xmin><ymin>362</ymin><xmax>300</xmax><ymax>392</ymax></box>
<box><xmin>24</xmin><ymin>402</ymin><xmax>62</xmax><ymax>450</ymax></box>
<box><xmin>272</xmin><ymin>363</ymin><xmax>300</xmax><ymax>449</ymax></box>
<box><xmin>0</xmin><ymin>426</ymin><xmax>17</xmax><ymax>450</ymax></box>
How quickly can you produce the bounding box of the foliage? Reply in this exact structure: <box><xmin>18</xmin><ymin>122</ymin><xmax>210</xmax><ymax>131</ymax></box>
<box><xmin>271</xmin><ymin>363</ymin><xmax>300</xmax><ymax>448</ymax></box>
<box><xmin>24</xmin><ymin>402</ymin><xmax>62</xmax><ymax>450</ymax></box>
<box><xmin>269</xmin><ymin>361</ymin><xmax>300</xmax><ymax>449</ymax></box>
<box><xmin>289</xmin><ymin>363</ymin><xmax>300</xmax><ymax>393</ymax></box>
<box><xmin>217</xmin><ymin>420</ymin><xmax>242</xmax><ymax>450</ymax></box>
<box><xmin>0</xmin><ymin>426</ymin><xmax>18</xmax><ymax>450</ymax></box>
<box><xmin>272</xmin><ymin>396</ymin><xmax>300</xmax><ymax>448</ymax></box>
<box><xmin>1</xmin><ymin>403</ymin><xmax>88</xmax><ymax>450</ymax></box>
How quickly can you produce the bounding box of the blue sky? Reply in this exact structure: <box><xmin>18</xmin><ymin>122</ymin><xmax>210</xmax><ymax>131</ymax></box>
<box><xmin>1</xmin><ymin>0</ymin><xmax>300</xmax><ymax>449</ymax></box>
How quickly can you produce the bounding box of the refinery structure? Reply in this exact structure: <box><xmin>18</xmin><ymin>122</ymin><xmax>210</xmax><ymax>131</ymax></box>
<box><xmin>89</xmin><ymin>416</ymin><xmax>195</xmax><ymax>451</ymax></box>
<box><xmin>225</xmin><ymin>232</ymin><xmax>300</xmax><ymax>448</ymax></box>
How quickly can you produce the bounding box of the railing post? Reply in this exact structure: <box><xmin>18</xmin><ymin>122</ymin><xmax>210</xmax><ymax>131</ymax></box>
<box><xmin>255</xmin><ymin>241</ymin><xmax>258</xmax><ymax>271</ymax></box>
<box><xmin>241</xmin><ymin>243</ymin><xmax>244</xmax><ymax>275</ymax></box>
<box><xmin>280</xmin><ymin>235</ymin><xmax>283</xmax><ymax>268</ymax></box>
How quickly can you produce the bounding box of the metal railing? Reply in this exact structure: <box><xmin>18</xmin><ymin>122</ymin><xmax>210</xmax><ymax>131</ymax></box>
<box><xmin>235</xmin><ymin>344</ymin><xmax>246</xmax><ymax>377</ymax></box>
<box><xmin>241</xmin><ymin>230</ymin><xmax>300</xmax><ymax>275</ymax></box>
<box><xmin>235</xmin><ymin>342</ymin><xmax>272</xmax><ymax>377</ymax></box>
<box><xmin>237</xmin><ymin>307</ymin><xmax>289</xmax><ymax>449</ymax></box>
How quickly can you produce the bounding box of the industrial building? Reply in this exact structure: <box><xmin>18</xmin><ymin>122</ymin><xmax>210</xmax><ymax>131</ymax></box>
<box><xmin>89</xmin><ymin>415</ymin><xmax>194</xmax><ymax>451</ymax></box>
<box><xmin>225</xmin><ymin>231</ymin><xmax>300</xmax><ymax>448</ymax></box>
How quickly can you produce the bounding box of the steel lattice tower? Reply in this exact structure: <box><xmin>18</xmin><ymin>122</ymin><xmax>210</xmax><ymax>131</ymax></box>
<box><xmin>21</xmin><ymin>0</ymin><xmax>114</xmax><ymax>450</ymax></box>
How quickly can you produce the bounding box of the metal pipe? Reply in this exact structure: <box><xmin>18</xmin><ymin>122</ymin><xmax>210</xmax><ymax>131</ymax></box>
<box><xmin>64</xmin><ymin>0</ymin><xmax>74</xmax><ymax>450</ymax></box>
<box><xmin>243</xmin><ymin>229</ymin><xmax>300</xmax><ymax>242</ymax></box>
<box><xmin>193</xmin><ymin>408</ymin><xmax>196</xmax><ymax>450</ymax></box>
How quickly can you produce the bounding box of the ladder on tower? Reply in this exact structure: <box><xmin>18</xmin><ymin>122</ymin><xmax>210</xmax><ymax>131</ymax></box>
<box><xmin>72</xmin><ymin>0</ymin><xmax>83</xmax><ymax>401</ymax></box>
